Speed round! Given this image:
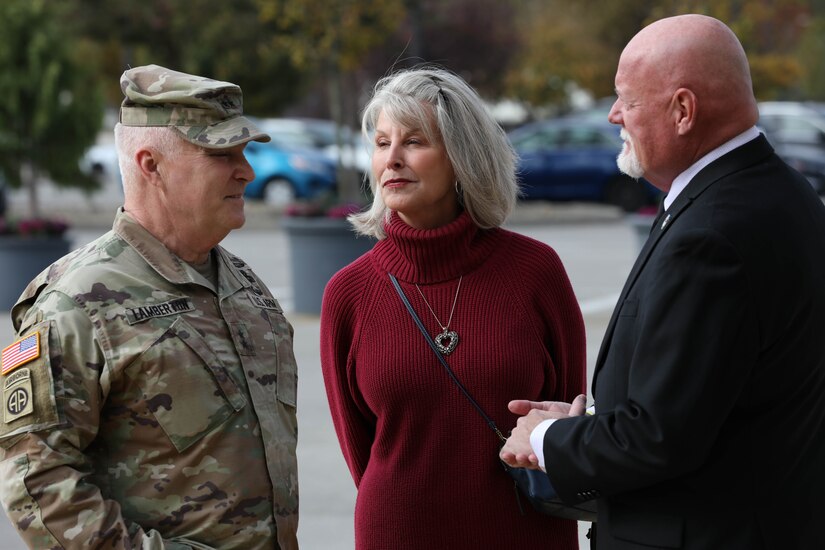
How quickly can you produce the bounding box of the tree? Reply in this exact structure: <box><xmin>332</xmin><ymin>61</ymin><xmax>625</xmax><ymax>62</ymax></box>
<box><xmin>648</xmin><ymin>0</ymin><xmax>809</xmax><ymax>99</ymax></box>
<box><xmin>795</xmin><ymin>13</ymin><xmax>825</xmax><ymax>99</ymax></box>
<box><xmin>256</xmin><ymin>0</ymin><xmax>406</xmax><ymax>202</ymax></box>
<box><xmin>0</xmin><ymin>0</ymin><xmax>104</xmax><ymax>219</ymax></box>
<box><xmin>397</xmin><ymin>0</ymin><xmax>519</xmax><ymax>97</ymax></box>
<box><xmin>503</xmin><ymin>0</ymin><xmax>649</xmax><ymax>113</ymax></box>
<box><xmin>68</xmin><ymin>0</ymin><xmax>304</xmax><ymax>117</ymax></box>
<box><xmin>505</xmin><ymin>0</ymin><xmax>818</xmax><ymax>112</ymax></box>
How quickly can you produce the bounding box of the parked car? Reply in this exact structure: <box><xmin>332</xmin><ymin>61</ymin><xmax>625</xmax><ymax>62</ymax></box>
<box><xmin>508</xmin><ymin>117</ymin><xmax>660</xmax><ymax>212</ymax></box>
<box><xmin>258</xmin><ymin>117</ymin><xmax>371</xmax><ymax>175</ymax></box>
<box><xmin>243</xmin><ymin>139</ymin><xmax>337</xmax><ymax>206</ymax></box>
<box><xmin>79</xmin><ymin>141</ymin><xmax>122</xmax><ymax>189</ymax></box>
<box><xmin>758</xmin><ymin>101</ymin><xmax>825</xmax><ymax>194</ymax></box>
<box><xmin>77</xmin><ymin>131</ymin><xmax>336</xmax><ymax>207</ymax></box>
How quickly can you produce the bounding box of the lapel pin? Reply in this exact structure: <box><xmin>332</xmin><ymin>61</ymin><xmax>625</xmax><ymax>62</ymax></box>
<box><xmin>661</xmin><ymin>213</ymin><xmax>671</xmax><ymax>230</ymax></box>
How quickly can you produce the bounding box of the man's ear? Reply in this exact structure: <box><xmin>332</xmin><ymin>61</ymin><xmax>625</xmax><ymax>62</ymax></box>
<box><xmin>672</xmin><ymin>88</ymin><xmax>697</xmax><ymax>136</ymax></box>
<box><xmin>135</xmin><ymin>148</ymin><xmax>163</xmax><ymax>185</ymax></box>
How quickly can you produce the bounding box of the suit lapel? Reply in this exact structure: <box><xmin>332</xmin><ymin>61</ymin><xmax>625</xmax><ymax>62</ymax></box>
<box><xmin>591</xmin><ymin>135</ymin><xmax>775</xmax><ymax>390</ymax></box>
<box><xmin>592</xmin><ymin>204</ymin><xmax>673</xmax><ymax>373</ymax></box>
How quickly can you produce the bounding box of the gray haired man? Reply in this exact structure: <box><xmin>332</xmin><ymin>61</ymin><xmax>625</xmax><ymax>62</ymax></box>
<box><xmin>0</xmin><ymin>65</ymin><xmax>298</xmax><ymax>549</ymax></box>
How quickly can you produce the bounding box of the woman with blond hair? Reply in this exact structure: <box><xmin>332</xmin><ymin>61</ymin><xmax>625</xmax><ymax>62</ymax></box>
<box><xmin>321</xmin><ymin>66</ymin><xmax>585</xmax><ymax>549</ymax></box>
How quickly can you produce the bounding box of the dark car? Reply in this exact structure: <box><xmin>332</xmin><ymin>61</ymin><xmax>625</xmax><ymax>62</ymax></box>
<box><xmin>758</xmin><ymin>101</ymin><xmax>825</xmax><ymax>194</ymax></box>
<box><xmin>508</xmin><ymin>117</ymin><xmax>660</xmax><ymax>212</ymax></box>
<box><xmin>243</xmin><ymin>140</ymin><xmax>338</xmax><ymax>206</ymax></box>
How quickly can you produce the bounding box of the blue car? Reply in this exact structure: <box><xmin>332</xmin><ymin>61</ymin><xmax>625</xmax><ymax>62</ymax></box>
<box><xmin>508</xmin><ymin>117</ymin><xmax>660</xmax><ymax>212</ymax></box>
<box><xmin>243</xmin><ymin>140</ymin><xmax>337</xmax><ymax>206</ymax></box>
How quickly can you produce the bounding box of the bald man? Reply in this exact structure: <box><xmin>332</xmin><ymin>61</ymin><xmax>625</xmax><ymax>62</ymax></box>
<box><xmin>502</xmin><ymin>14</ymin><xmax>825</xmax><ymax>549</ymax></box>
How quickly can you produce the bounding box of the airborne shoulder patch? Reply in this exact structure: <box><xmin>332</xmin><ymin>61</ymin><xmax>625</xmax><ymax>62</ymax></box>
<box><xmin>0</xmin><ymin>322</ymin><xmax>60</xmax><ymax>436</ymax></box>
<box><xmin>4</xmin><ymin>368</ymin><xmax>34</xmax><ymax>423</ymax></box>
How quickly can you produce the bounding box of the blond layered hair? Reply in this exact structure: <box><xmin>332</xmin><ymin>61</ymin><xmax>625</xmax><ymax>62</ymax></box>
<box><xmin>350</xmin><ymin>67</ymin><xmax>518</xmax><ymax>239</ymax></box>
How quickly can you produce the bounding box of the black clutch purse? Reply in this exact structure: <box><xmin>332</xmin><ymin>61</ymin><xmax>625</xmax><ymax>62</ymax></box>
<box><xmin>389</xmin><ymin>274</ymin><xmax>598</xmax><ymax>522</ymax></box>
<box><xmin>503</xmin><ymin>462</ymin><xmax>597</xmax><ymax>521</ymax></box>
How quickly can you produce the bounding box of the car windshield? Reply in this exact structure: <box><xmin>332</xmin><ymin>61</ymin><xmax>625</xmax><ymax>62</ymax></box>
<box><xmin>510</xmin><ymin>121</ymin><xmax>620</xmax><ymax>152</ymax></box>
<box><xmin>260</xmin><ymin>119</ymin><xmax>359</xmax><ymax>150</ymax></box>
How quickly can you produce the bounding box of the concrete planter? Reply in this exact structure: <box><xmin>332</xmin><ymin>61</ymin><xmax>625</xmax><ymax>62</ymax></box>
<box><xmin>282</xmin><ymin>217</ymin><xmax>374</xmax><ymax>315</ymax></box>
<box><xmin>0</xmin><ymin>236</ymin><xmax>71</xmax><ymax>310</ymax></box>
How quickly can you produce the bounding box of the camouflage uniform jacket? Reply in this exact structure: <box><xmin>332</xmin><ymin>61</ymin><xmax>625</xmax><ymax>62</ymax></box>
<box><xmin>0</xmin><ymin>209</ymin><xmax>298</xmax><ymax>549</ymax></box>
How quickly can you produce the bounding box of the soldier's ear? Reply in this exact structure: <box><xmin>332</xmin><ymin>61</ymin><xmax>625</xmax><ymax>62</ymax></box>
<box><xmin>135</xmin><ymin>148</ymin><xmax>163</xmax><ymax>186</ymax></box>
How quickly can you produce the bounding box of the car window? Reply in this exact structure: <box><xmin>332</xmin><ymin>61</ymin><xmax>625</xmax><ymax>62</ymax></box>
<box><xmin>512</xmin><ymin>127</ymin><xmax>563</xmax><ymax>152</ymax></box>
<box><xmin>563</xmin><ymin>127</ymin><xmax>618</xmax><ymax>148</ymax></box>
<box><xmin>759</xmin><ymin>116</ymin><xmax>780</xmax><ymax>133</ymax></box>
<box><xmin>558</xmin><ymin>126</ymin><xmax>619</xmax><ymax>149</ymax></box>
<box><xmin>763</xmin><ymin>115</ymin><xmax>825</xmax><ymax>145</ymax></box>
<box><xmin>268</xmin><ymin>130</ymin><xmax>318</xmax><ymax>149</ymax></box>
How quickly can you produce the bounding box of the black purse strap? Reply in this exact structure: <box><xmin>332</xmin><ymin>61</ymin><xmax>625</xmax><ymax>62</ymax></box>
<box><xmin>389</xmin><ymin>273</ymin><xmax>507</xmax><ymax>444</ymax></box>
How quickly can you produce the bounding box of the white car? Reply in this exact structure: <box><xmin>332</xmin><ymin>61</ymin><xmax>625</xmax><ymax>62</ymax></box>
<box><xmin>758</xmin><ymin>101</ymin><xmax>825</xmax><ymax>194</ymax></box>
<box><xmin>79</xmin><ymin>142</ymin><xmax>121</xmax><ymax>188</ymax></box>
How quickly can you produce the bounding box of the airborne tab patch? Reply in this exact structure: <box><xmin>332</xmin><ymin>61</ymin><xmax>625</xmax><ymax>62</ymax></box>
<box><xmin>126</xmin><ymin>297</ymin><xmax>195</xmax><ymax>325</ymax></box>
<box><xmin>1</xmin><ymin>333</ymin><xmax>40</xmax><ymax>375</ymax></box>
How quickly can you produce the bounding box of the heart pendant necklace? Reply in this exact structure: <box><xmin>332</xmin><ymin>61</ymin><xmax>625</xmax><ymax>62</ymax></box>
<box><xmin>415</xmin><ymin>276</ymin><xmax>462</xmax><ymax>355</ymax></box>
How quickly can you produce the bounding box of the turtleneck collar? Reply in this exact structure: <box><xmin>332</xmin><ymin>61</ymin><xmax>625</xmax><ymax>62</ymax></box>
<box><xmin>370</xmin><ymin>210</ymin><xmax>504</xmax><ymax>284</ymax></box>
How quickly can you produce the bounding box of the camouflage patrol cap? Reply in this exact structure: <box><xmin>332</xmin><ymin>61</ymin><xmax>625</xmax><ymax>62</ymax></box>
<box><xmin>119</xmin><ymin>64</ymin><xmax>270</xmax><ymax>149</ymax></box>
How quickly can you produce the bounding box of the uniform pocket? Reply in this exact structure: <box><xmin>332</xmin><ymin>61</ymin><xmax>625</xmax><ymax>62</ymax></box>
<box><xmin>266</xmin><ymin>311</ymin><xmax>298</xmax><ymax>408</ymax></box>
<box><xmin>138</xmin><ymin>316</ymin><xmax>247</xmax><ymax>452</ymax></box>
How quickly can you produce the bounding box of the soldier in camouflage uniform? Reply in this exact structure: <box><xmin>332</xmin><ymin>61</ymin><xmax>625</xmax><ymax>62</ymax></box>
<box><xmin>0</xmin><ymin>65</ymin><xmax>298</xmax><ymax>549</ymax></box>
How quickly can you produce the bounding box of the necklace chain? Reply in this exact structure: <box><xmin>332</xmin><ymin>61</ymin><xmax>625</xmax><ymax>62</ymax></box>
<box><xmin>415</xmin><ymin>276</ymin><xmax>462</xmax><ymax>331</ymax></box>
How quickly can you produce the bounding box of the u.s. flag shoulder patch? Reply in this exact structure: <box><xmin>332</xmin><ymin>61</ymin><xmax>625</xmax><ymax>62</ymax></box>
<box><xmin>1</xmin><ymin>333</ymin><xmax>40</xmax><ymax>375</ymax></box>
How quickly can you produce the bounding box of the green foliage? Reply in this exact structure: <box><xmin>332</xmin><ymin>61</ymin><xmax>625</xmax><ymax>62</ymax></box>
<box><xmin>649</xmin><ymin>0</ymin><xmax>810</xmax><ymax>100</ymax></box>
<box><xmin>0</xmin><ymin>0</ymin><xmax>103</xmax><ymax>216</ymax></box>
<box><xmin>256</xmin><ymin>0</ymin><xmax>405</xmax><ymax>72</ymax></box>
<box><xmin>182</xmin><ymin>0</ymin><xmax>302</xmax><ymax>116</ymax></box>
<box><xmin>253</xmin><ymin>0</ymin><xmax>407</xmax><ymax>202</ymax></box>
<box><xmin>505</xmin><ymin>1</ymin><xmax>613</xmax><ymax>111</ymax></box>
<box><xmin>66</xmin><ymin>0</ymin><xmax>303</xmax><ymax>117</ymax></box>
<box><xmin>796</xmin><ymin>16</ymin><xmax>825</xmax><ymax>100</ymax></box>
<box><xmin>6</xmin><ymin>0</ymin><xmax>823</xmax><ymax>164</ymax></box>
<box><xmin>505</xmin><ymin>0</ymin><xmax>823</xmax><ymax>110</ymax></box>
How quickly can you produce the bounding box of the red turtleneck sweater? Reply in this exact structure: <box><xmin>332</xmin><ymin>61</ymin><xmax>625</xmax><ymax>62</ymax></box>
<box><xmin>320</xmin><ymin>211</ymin><xmax>586</xmax><ymax>549</ymax></box>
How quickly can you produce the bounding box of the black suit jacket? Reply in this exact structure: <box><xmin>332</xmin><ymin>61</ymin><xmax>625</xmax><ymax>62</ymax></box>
<box><xmin>544</xmin><ymin>135</ymin><xmax>825</xmax><ymax>549</ymax></box>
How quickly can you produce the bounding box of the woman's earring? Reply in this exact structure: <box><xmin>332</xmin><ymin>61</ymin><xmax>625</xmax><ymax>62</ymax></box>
<box><xmin>455</xmin><ymin>180</ymin><xmax>464</xmax><ymax>206</ymax></box>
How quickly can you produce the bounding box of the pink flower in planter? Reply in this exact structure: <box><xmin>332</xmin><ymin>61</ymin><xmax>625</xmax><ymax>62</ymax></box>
<box><xmin>325</xmin><ymin>203</ymin><xmax>362</xmax><ymax>219</ymax></box>
<box><xmin>0</xmin><ymin>217</ymin><xmax>69</xmax><ymax>237</ymax></box>
<box><xmin>284</xmin><ymin>201</ymin><xmax>363</xmax><ymax>219</ymax></box>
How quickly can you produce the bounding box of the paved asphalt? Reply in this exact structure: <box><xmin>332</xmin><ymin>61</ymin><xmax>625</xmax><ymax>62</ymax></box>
<box><xmin>0</xmin><ymin>186</ymin><xmax>639</xmax><ymax>549</ymax></box>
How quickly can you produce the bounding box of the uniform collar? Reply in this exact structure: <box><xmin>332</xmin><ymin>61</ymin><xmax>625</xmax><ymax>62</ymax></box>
<box><xmin>113</xmin><ymin>207</ymin><xmax>249</xmax><ymax>295</ymax></box>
